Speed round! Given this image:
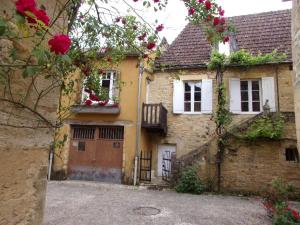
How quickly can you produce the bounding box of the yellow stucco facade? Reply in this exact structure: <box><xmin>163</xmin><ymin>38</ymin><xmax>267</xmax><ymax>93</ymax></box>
<box><xmin>53</xmin><ymin>56</ymin><xmax>153</xmax><ymax>184</ymax></box>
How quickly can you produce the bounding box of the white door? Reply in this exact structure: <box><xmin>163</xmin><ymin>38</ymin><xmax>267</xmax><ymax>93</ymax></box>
<box><xmin>157</xmin><ymin>145</ymin><xmax>176</xmax><ymax>177</ymax></box>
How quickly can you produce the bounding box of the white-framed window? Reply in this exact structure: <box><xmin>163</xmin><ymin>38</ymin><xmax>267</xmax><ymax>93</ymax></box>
<box><xmin>218</xmin><ymin>42</ymin><xmax>230</xmax><ymax>56</ymax></box>
<box><xmin>229</xmin><ymin>77</ymin><xmax>276</xmax><ymax>114</ymax></box>
<box><xmin>81</xmin><ymin>71</ymin><xmax>117</xmax><ymax>105</ymax></box>
<box><xmin>240</xmin><ymin>80</ymin><xmax>261</xmax><ymax>112</ymax></box>
<box><xmin>184</xmin><ymin>81</ymin><xmax>202</xmax><ymax>112</ymax></box>
<box><xmin>173</xmin><ymin>79</ymin><xmax>212</xmax><ymax>114</ymax></box>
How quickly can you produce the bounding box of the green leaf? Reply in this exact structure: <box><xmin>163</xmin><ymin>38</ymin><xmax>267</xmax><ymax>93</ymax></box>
<box><xmin>15</xmin><ymin>13</ymin><xmax>25</xmax><ymax>24</ymax></box>
<box><xmin>22</xmin><ymin>66</ymin><xmax>39</xmax><ymax>78</ymax></box>
<box><xmin>32</xmin><ymin>47</ymin><xmax>48</xmax><ymax>65</ymax></box>
<box><xmin>0</xmin><ymin>19</ymin><xmax>6</xmax><ymax>36</ymax></box>
<box><xmin>60</xmin><ymin>55</ymin><xmax>72</xmax><ymax>64</ymax></box>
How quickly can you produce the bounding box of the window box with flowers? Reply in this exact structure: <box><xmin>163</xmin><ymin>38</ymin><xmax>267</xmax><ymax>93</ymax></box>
<box><xmin>71</xmin><ymin>71</ymin><xmax>120</xmax><ymax>114</ymax></box>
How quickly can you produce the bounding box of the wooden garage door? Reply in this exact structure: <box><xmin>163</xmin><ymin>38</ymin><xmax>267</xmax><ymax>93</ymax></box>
<box><xmin>68</xmin><ymin>126</ymin><xmax>124</xmax><ymax>183</ymax></box>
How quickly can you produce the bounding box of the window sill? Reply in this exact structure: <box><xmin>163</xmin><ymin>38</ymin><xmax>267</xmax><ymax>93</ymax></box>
<box><xmin>70</xmin><ymin>104</ymin><xmax>120</xmax><ymax>114</ymax></box>
<box><xmin>231</xmin><ymin>112</ymin><xmax>262</xmax><ymax>115</ymax></box>
<box><xmin>173</xmin><ymin>112</ymin><xmax>212</xmax><ymax>115</ymax></box>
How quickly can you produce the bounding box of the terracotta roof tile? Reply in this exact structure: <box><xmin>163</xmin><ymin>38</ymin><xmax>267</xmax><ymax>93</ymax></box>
<box><xmin>156</xmin><ymin>9</ymin><xmax>292</xmax><ymax>68</ymax></box>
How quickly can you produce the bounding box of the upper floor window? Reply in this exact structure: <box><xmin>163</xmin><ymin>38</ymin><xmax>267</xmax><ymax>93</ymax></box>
<box><xmin>230</xmin><ymin>77</ymin><xmax>276</xmax><ymax>114</ymax></box>
<box><xmin>173</xmin><ymin>79</ymin><xmax>212</xmax><ymax>114</ymax></box>
<box><xmin>240</xmin><ymin>80</ymin><xmax>261</xmax><ymax>112</ymax></box>
<box><xmin>218</xmin><ymin>42</ymin><xmax>230</xmax><ymax>56</ymax></box>
<box><xmin>82</xmin><ymin>71</ymin><xmax>117</xmax><ymax>105</ymax></box>
<box><xmin>184</xmin><ymin>81</ymin><xmax>202</xmax><ymax>112</ymax></box>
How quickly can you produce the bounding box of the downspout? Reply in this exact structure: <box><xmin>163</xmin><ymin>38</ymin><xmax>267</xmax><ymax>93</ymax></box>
<box><xmin>133</xmin><ymin>60</ymin><xmax>144</xmax><ymax>186</ymax></box>
<box><xmin>275</xmin><ymin>65</ymin><xmax>280</xmax><ymax>112</ymax></box>
<box><xmin>48</xmin><ymin>143</ymin><xmax>54</xmax><ymax>180</ymax></box>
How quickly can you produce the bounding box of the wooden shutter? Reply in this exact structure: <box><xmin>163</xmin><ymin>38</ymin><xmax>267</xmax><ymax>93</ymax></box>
<box><xmin>229</xmin><ymin>78</ymin><xmax>241</xmax><ymax>113</ymax></box>
<box><xmin>81</xmin><ymin>78</ymin><xmax>89</xmax><ymax>103</ymax></box>
<box><xmin>201</xmin><ymin>79</ymin><xmax>213</xmax><ymax>113</ymax></box>
<box><xmin>173</xmin><ymin>79</ymin><xmax>184</xmax><ymax>114</ymax></box>
<box><xmin>262</xmin><ymin>77</ymin><xmax>276</xmax><ymax>112</ymax></box>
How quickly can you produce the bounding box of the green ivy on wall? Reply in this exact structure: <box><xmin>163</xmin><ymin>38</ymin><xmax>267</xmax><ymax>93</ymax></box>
<box><xmin>241</xmin><ymin>114</ymin><xmax>285</xmax><ymax>140</ymax></box>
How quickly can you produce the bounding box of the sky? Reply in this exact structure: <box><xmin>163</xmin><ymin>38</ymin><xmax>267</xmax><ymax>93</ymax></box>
<box><xmin>154</xmin><ymin>0</ymin><xmax>292</xmax><ymax>44</ymax></box>
<box><xmin>96</xmin><ymin>0</ymin><xmax>292</xmax><ymax>44</ymax></box>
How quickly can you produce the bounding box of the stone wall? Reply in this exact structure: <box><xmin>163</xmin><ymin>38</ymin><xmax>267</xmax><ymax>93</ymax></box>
<box><xmin>0</xmin><ymin>1</ymin><xmax>68</xmax><ymax>224</ymax></box>
<box><xmin>170</xmin><ymin>113</ymin><xmax>300</xmax><ymax>193</ymax></box>
<box><xmin>148</xmin><ymin>64</ymin><xmax>294</xmax><ymax>164</ymax></box>
<box><xmin>220</xmin><ymin>137</ymin><xmax>300</xmax><ymax>193</ymax></box>
<box><xmin>292</xmin><ymin>0</ymin><xmax>300</xmax><ymax>152</ymax></box>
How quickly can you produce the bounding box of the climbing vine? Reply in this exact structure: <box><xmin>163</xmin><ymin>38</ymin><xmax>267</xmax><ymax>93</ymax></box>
<box><xmin>207</xmin><ymin>49</ymin><xmax>287</xmax><ymax>191</ymax></box>
<box><xmin>242</xmin><ymin>114</ymin><xmax>285</xmax><ymax>140</ymax></box>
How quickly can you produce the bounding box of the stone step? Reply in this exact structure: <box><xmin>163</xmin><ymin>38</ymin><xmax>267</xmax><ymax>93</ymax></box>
<box><xmin>139</xmin><ymin>182</ymin><xmax>171</xmax><ymax>191</ymax></box>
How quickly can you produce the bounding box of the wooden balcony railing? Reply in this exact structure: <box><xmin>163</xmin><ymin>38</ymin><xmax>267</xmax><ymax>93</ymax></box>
<box><xmin>142</xmin><ymin>103</ymin><xmax>168</xmax><ymax>136</ymax></box>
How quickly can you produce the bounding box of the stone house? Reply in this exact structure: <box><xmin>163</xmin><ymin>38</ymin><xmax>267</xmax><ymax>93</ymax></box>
<box><xmin>56</xmin><ymin>9</ymin><xmax>300</xmax><ymax>192</ymax></box>
<box><xmin>147</xmin><ymin>9</ymin><xmax>300</xmax><ymax>192</ymax></box>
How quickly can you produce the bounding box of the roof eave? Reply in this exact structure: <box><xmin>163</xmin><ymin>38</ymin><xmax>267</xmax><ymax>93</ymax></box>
<box><xmin>154</xmin><ymin>60</ymin><xmax>292</xmax><ymax>72</ymax></box>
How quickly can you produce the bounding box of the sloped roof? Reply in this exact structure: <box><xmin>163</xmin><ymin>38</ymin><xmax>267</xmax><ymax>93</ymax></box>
<box><xmin>155</xmin><ymin>9</ymin><xmax>292</xmax><ymax>69</ymax></box>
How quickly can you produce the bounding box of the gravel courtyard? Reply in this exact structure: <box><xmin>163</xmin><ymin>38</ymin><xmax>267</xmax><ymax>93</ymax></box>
<box><xmin>44</xmin><ymin>181</ymin><xmax>270</xmax><ymax>225</ymax></box>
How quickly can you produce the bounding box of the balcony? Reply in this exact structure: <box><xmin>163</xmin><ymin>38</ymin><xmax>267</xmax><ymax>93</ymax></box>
<box><xmin>142</xmin><ymin>103</ymin><xmax>168</xmax><ymax>136</ymax></box>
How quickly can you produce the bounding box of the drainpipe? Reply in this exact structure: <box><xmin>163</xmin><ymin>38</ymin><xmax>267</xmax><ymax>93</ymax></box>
<box><xmin>275</xmin><ymin>65</ymin><xmax>280</xmax><ymax>112</ymax></box>
<box><xmin>133</xmin><ymin>60</ymin><xmax>144</xmax><ymax>186</ymax></box>
<box><xmin>48</xmin><ymin>143</ymin><xmax>54</xmax><ymax>180</ymax></box>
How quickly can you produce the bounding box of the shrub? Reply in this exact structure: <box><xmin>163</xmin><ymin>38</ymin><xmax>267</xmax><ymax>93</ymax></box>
<box><xmin>244</xmin><ymin>114</ymin><xmax>284</xmax><ymax>140</ymax></box>
<box><xmin>273</xmin><ymin>208</ymin><xmax>300</xmax><ymax>225</ymax></box>
<box><xmin>261</xmin><ymin>178</ymin><xmax>298</xmax><ymax>224</ymax></box>
<box><xmin>175</xmin><ymin>166</ymin><xmax>205</xmax><ymax>194</ymax></box>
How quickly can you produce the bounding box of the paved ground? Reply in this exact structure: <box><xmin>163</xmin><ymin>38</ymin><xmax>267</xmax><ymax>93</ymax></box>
<box><xmin>44</xmin><ymin>181</ymin><xmax>270</xmax><ymax>225</ymax></box>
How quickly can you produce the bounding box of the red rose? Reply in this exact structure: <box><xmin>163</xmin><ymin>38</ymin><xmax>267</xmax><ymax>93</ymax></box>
<box><xmin>223</xmin><ymin>36</ymin><xmax>229</xmax><ymax>43</ymax></box>
<box><xmin>213</xmin><ymin>17</ymin><xmax>220</xmax><ymax>26</ymax></box>
<box><xmin>292</xmin><ymin>210</ymin><xmax>300</xmax><ymax>220</ymax></box>
<box><xmin>153</xmin><ymin>0</ymin><xmax>160</xmax><ymax>2</ymax></box>
<box><xmin>89</xmin><ymin>93</ymin><xmax>99</xmax><ymax>101</ymax></box>
<box><xmin>156</xmin><ymin>24</ymin><xmax>164</xmax><ymax>32</ymax></box>
<box><xmin>205</xmin><ymin>1</ymin><xmax>212</xmax><ymax>10</ymax></box>
<box><xmin>99</xmin><ymin>100</ymin><xmax>109</xmax><ymax>106</ymax></box>
<box><xmin>198</xmin><ymin>0</ymin><xmax>204</xmax><ymax>3</ymax></box>
<box><xmin>82</xmin><ymin>67</ymin><xmax>91</xmax><ymax>76</ymax></box>
<box><xmin>27</xmin><ymin>8</ymin><xmax>50</xmax><ymax>27</ymax></box>
<box><xmin>16</xmin><ymin>0</ymin><xmax>36</xmax><ymax>14</ymax></box>
<box><xmin>220</xmin><ymin>17</ymin><xmax>226</xmax><ymax>25</ymax></box>
<box><xmin>188</xmin><ymin>8</ymin><xmax>195</xmax><ymax>15</ymax></box>
<box><xmin>146</xmin><ymin>42</ymin><xmax>156</xmax><ymax>50</ymax></box>
<box><xmin>138</xmin><ymin>33</ymin><xmax>147</xmax><ymax>41</ymax></box>
<box><xmin>48</xmin><ymin>34</ymin><xmax>71</xmax><ymax>55</ymax></box>
<box><xmin>85</xmin><ymin>99</ymin><xmax>92</xmax><ymax>106</ymax></box>
<box><xmin>218</xmin><ymin>7</ymin><xmax>225</xmax><ymax>16</ymax></box>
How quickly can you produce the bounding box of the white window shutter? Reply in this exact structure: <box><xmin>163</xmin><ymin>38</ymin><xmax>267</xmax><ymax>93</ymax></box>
<box><xmin>229</xmin><ymin>78</ymin><xmax>241</xmax><ymax>113</ymax></box>
<box><xmin>173</xmin><ymin>79</ymin><xmax>184</xmax><ymax>114</ymax></box>
<box><xmin>262</xmin><ymin>77</ymin><xmax>276</xmax><ymax>112</ymax></box>
<box><xmin>201</xmin><ymin>79</ymin><xmax>213</xmax><ymax>113</ymax></box>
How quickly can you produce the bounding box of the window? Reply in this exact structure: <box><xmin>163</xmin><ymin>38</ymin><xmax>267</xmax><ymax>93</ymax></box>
<box><xmin>240</xmin><ymin>80</ymin><xmax>261</xmax><ymax>112</ymax></box>
<box><xmin>285</xmin><ymin>148</ymin><xmax>299</xmax><ymax>162</ymax></box>
<box><xmin>218</xmin><ymin>42</ymin><xmax>230</xmax><ymax>56</ymax></box>
<box><xmin>82</xmin><ymin>71</ymin><xmax>117</xmax><ymax>104</ymax></box>
<box><xmin>184</xmin><ymin>81</ymin><xmax>202</xmax><ymax>112</ymax></box>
